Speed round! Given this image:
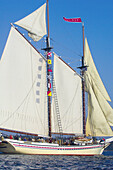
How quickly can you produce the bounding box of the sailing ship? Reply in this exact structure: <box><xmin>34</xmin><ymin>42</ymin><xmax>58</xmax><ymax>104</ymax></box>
<box><xmin>0</xmin><ymin>1</ymin><xmax>113</xmax><ymax>155</ymax></box>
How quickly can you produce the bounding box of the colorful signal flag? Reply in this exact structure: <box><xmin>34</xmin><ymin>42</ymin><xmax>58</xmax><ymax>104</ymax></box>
<box><xmin>48</xmin><ymin>69</ymin><xmax>52</xmax><ymax>72</ymax></box>
<box><xmin>47</xmin><ymin>52</ymin><xmax>52</xmax><ymax>57</ymax></box>
<box><xmin>48</xmin><ymin>83</ymin><xmax>51</xmax><ymax>88</ymax></box>
<box><xmin>48</xmin><ymin>59</ymin><xmax>52</xmax><ymax>64</ymax></box>
<box><xmin>47</xmin><ymin>91</ymin><xmax>52</xmax><ymax>96</ymax></box>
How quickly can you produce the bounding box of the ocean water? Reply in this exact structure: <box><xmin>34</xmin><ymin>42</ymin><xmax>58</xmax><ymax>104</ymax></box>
<box><xmin>0</xmin><ymin>151</ymin><xmax>113</xmax><ymax>169</ymax></box>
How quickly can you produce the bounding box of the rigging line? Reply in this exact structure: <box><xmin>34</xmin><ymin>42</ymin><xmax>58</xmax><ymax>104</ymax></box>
<box><xmin>67</xmin><ymin>59</ymin><xmax>81</xmax><ymax>65</ymax></box>
<box><xmin>62</xmin><ymin>93</ymin><xmax>81</xmax><ymax>130</ymax></box>
<box><xmin>34</xmin><ymin>75</ymin><xmax>47</xmax><ymax>131</ymax></box>
<box><xmin>62</xmin><ymin>115</ymin><xmax>83</xmax><ymax>131</ymax></box>
<box><xmin>30</xmin><ymin>47</ymin><xmax>48</xmax><ymax>133</ymax></box>
<box><xmin>84</xmin><ymin>86</ymin><xmax>95</xmax><ymax>136</ymax></box>
<box><xmin>29</xmin><ymin>49</ymin><xmax>47</xmax><ymax>132</ymax></box>
<box><xmin>0</xmin><ymin>76</ymin><xmax>38</xmax><ymax>126</ymax></box>
<box><xmin>54</xmin><ymin>51</ymin><xmax>81</xmax><ymax>64</ymax></box>
<box><xmin>56</xmin><ymin>54</ymin><xmax>82</xmax><ymax>78</ymax></box>
<box><xmin>52</xmin><ymin>79</ymin><xmax>82</xmax><ymax>132</ymax></box>
<box><xmin>52</xmin><ymin>78</ymin><xmax>63</xmax><ymax>133</ymax></box>
<box><xmin>53</xmin><ymin>105</ymin><xmax>82</xmax><ymax>131</ymax></box>
<box><xmin>85</xmin><ymin>72</ymin><xmax>111</xmax><ymax>116</ymax></box>
<box><xmin>12</xmin><ymin>24</ymin><xmax>47</xmax><ymax>62</ymax></box>
<box><xmin>85</xmin><ymin>70</ymin><xmax>108</xmax><ymax>99</ymax></box>
<box><xmin>53</xmin><ymin>54</ymin><xmax>82</xmax><ymax>131</ymax></box>
<box><xmin>62</xmin><ymin>104</ymin><xmax>82</xmax><ymax>131</ymax></box>
<box><xmin>22</xmin><ymin>91</ymin><xmax>31</xmax><ymax>132</ymax></box>
<box><xmin>60</xmin><ymin>81</ymin><xmax>81</xmax><ymax>120</ymax></box>
<box><xmin>51</xmin><ymin>38</ymin><xmax>81</xmax><ymax>57</ymax></box>
<box><xmin>31</xmin><ymin>56</ymin><xmax>48</xmax><ymax>132</ymax></box>
<box><xmin>12</xmin><ymin>113</ymin><xmax>17</xmax><ymax>131</ymax></box>
<box><xmin>86</xmin><ymin>93</ymin><xmax>95</xmax><ymax>136</ymax></box>
<box><xmin>29</xmin><ymin>47</ymin><xmax>41</xmax><ymax>130</ymax></box>
<box><xmin>40</xmin><ymin>36</ymin><xmax>46</xmax><ymax>50</ymax></box>
<box><xmin>58</xmin><ymin>56</ymin><xmax>81</xmax><ymax>70</ymax></box>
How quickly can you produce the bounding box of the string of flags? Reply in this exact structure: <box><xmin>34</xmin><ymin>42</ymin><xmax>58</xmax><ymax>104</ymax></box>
<box><xmin>47</xmin><ymin>52</ymin><xmax>52</xmax><ymax>96</ymax></box>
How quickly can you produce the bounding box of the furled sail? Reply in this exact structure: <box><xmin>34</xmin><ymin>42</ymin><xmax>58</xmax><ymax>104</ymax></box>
<box><xmin>14</xmin><ymin>3</ymin><xmax>47</xmax><ymax>41</ymax></box>
<box><xmin>51</xmin><ymin>53</ymin><xmax>83</xmax><ymax>135</ymax></box>
<box><xmin>84</xmin><ymin>38</ymin><xmax>113</xmax><ymax>136</ymax></box>
<box><xmin>0</xmin><ymin>26</ymin><xmax>48</xmax><ymax>136</ymax></box>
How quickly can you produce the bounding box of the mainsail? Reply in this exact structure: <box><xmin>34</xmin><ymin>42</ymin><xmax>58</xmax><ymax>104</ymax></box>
<box><xmin>51</xmin><ymin>53</ymin><xmax>83</xmax><ymax>135</ymax></box>
<box><xmin>15</xmin><ymin>3</ymin><xmax>47</xmax><ymax>41</ymax></box>
<box><xmin>0</xmin><ymin>26</ymin><xmax>48</xmax><ymax>136</ymax></box>
<box><xmin>84</xmin><ymin>38</ymin><xmax>113</xmax><ymax>136</ymax></box>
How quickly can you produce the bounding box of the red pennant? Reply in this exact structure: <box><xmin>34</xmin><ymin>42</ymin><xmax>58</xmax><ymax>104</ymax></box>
<box><xmin>63</xmin><ymin>17</ymin><xmax>82</xmax><ymax>23</ymax></box>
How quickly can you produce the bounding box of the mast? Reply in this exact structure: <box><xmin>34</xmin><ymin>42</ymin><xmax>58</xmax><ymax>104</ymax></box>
<box><xmin>82</xmin><ymin>22</ymin><xmax>86</xmax><ymax>136</ymax></box>
<box><xmin>63</xmin><ymin>17</ymin><xmax>86</xmax><ymax>136</ymax></box>
<box><xmin>41</xmin><ymin>0</ymin><xmax>52</xmax><ymax>138</ymax></box>
<box><xmin>46</xmin><ymin>0</ymin><xmax>52</xmax><ymax>138</ymax></box>
<box><xmin>77</xmin><ymin>22</ymin><xmax>86</xmax><ymax>136</ymax></box>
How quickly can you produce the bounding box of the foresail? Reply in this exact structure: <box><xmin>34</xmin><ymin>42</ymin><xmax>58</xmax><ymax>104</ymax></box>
<box><xmin>51</xmin><ymin>53</ymin><xmax>83</xmax><ymax>135</ymax></box>
<box><xmin>15</xmin><ymin>3</ymin><xmax>47</xmax><ymax>41</ymax></box>
<box><xmin>0</xmin><ymin>27</ymin><xmax>48</xmax><ymax>136</ymax></box>
<box><xmin>85</xmin><ymin>75</ymin><xmax>113</xmax><ymax>136</ymax></box>
<box><xmin>84</xmin><ymin>38</ymin><xmax>111</xmax><ymax>101</ymax></box>
<box><xmin>84</xmin><ymin>38</ymin><xmax>113</xmax><ymax>136</ymax></box>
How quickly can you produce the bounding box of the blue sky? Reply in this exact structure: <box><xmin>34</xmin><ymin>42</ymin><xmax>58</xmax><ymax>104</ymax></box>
<box><xmin>0</xmin><ymin>0</ymin><xmax>113</xmax><ymax>107</ymax></box>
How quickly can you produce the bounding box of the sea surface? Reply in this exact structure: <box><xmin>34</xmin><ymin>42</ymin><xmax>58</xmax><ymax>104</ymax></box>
<box><xmin>0</xmin><ymin>151</ymin><xmax>113</xmax><ymax>169</ymax></box>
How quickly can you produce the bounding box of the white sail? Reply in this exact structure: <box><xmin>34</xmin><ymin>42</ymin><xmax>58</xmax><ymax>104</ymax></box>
<box><xmin>84</xmin><ymin>38</ymin><xmax>113</xmax><ymax>136</ymax></box>
<box><xmin>51</xmin><ymin>53</ymin><xmax>83</xmax><ymax>135</ymax></box>
<box><xmin>84</xmin><ymin>38</ymin><xmax>111</xmax><ymax>101</ymax></box>
<box><xmin>15</xmin><ymin>3</ymin><xmax>47</xmax><ymax>41</ymax></box>
<box><xmin>0</xmin><ymin>27</ymin><xmax>48</xmax><ymax>136</ymax></box>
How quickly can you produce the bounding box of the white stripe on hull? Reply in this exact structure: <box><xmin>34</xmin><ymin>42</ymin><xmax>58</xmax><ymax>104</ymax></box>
<box><xmin>0</xmin><ymin>139</ymin><xmax>109</xmax><ymax>156</ymax></box>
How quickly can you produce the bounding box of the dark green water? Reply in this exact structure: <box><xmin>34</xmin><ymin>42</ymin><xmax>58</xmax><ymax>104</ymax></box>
<box><xmin>0</xmin><ymin>151</ymin><xmax>112</xmax><ymax>169</ymax></box>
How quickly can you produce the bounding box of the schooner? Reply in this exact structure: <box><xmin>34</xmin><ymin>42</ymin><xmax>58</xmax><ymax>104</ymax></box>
<box><xmin>0</xmin><ymin>1</ymin><xmax>113</xmax><ymax>155</ymax></box>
